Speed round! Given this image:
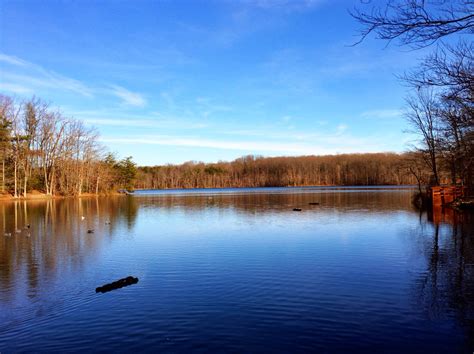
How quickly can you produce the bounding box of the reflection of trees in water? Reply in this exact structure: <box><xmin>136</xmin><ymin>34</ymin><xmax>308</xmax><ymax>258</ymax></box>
<box><xmin>414</xmin><ymin>210</ymin><xmax>474</xmax><ymax>346</ymax></box>
<box><xmin>135</xmin><ymin>190</ymin><xmax>415</xmax><ymax>214</ymax></box>
<box><xmin>0</xmin><ymin>196</ymin><xmax>137</xmax><ymax>304</ymax></box>
<box><xmin>0</xmin><ymin>191</ymin><xmax>412</xmax><ymax>304</ymax></box>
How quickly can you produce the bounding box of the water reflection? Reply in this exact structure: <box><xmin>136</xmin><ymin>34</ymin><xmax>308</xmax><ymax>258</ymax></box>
<box><xmin>0</xmin><ymin>197</ymin><xmax>137</xmax><ymax>306</ymax></box>
<box><xmin>135</xmin><ymin>189</ymin><xmax>416</xmax><ymax>214</ymax></box>
<box><xmin>413</xmin><ymin>207</ymin><xmax>474</xmax><ymax>348</ymax></box>
<box><xmin>0</xmin><ymin>189</ymin><xmax>473</xmax><ymax>352</ymax></box>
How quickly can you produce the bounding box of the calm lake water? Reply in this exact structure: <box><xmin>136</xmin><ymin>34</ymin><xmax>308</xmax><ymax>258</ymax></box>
<box><xmin>1</xmin><ymin>186</ymin><xmax>474</xmax><ymax>353</ymax></box>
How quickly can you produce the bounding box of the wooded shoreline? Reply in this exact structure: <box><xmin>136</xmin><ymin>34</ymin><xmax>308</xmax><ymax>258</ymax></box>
<box><xmin>0</xmin><ymin>184</ymin><xmax>419</xmax><ymax>201</ymax></box>
<box><xmin>0</xmin><ymin>191</ymin><xmax>125</xmax><ymax>201</ymax></box>
<box><xmin>0</xmin><ymin>90</ymin><xmax>472</xmax><ymax>197</ymax></box>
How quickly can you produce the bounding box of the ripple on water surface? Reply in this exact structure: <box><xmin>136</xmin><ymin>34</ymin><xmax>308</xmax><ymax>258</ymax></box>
<box><xmin>0</xmin><ymin>188</ymin><xmax>473</xmax><ymax>352</ymax></box>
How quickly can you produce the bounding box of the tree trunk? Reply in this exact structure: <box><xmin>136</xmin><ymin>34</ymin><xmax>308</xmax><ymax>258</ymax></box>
<box><xmin>14</xmin><ymin>159</ymin><xmax>17</xmax><ymax>198</ymax></box>
<box><xmin>23</xmin><ymin>175</ymin><xmax>28</xmax><ymax>198</ymax></box>
<box><xmin>1</xmin><ymin>158</ymin><xmax>4</xmax><ymax>193</ymax></box>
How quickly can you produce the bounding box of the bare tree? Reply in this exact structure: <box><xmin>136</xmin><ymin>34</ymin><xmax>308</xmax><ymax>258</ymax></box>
<box><xmin>351</xmin><ymin>0</ymin><xmax>474</xmax><ymax>48</ymax></box>
<box><xmin>352</xmin><ymin>0</ymin><xmax>474</xmax><ymax>190</ymax></box>
<box><xmin>38</xmin><ymin>110</ymin><xmax>67</xmax><ymax>195</ymax></box>
<box><xmin>0</xmin><ymin>95</ymin><xmax>14</xmax><ymax>193</ymax></box>
<box><xmin>405</xmin><ymin>89</ymin><xmax>442</xmax><ymax>184</ymax></box>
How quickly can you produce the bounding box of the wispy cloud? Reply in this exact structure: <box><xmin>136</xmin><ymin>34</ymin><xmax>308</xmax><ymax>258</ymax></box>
<box><xmin>101</xmin><ymin>122</ymin><xmax>400</xmax><ymax>156</ymax></box>
<box><xmin>0</xmin><ymin>54</ymin><xmax>93</xmax><ymax>97</ymax></box>
<box><xmin>0</xmin><ymin>53</ymin><xmax>146</xmax><ymax>105</ymax></box>
<box><xmin>70</xmin><ymin>108</ymin><xmax>209</xmax><ymax>130</ymax></box>
<box><xmin>82</xmin><ymin>117</ymin><xmax>207</xmax><ymax>130</ymax></box>
<box><xmin>195</xmin><ymin>96</ymin><xmax>232</xmax><ymax>118</ymax></box>
<box><xmin>109</xmin><ymin>85</ymin><xmax>147</xmax><ymax>107</ymax></box>
<box><xmin>82</xmin><ymin>118</ymin><xmax>157</xmax><ymax>128</ymax></box>
<box><xmin>0</xmin><ymin>53</ymin><xmax>29</xmax><ymax>66</ymax></box>
<box><xmin>0</xmin><ymin>82</ymin><xmax>33</xmax><ymax>94</ymax></box>
<box><xmin>336</xmin><ymin>123</ymin><xmax>348</xmax><ymax>133</ymax></box>
<box><xmin>250</xmin><ymin>0</ymin><xmax>325</xmax><ymax>11</ymax></box>
<box><xmin>101</xmin><ymin>135</ymin><xmax>329</xmax><ymax>154</ymax></box>
<box><xmin>360</xmin><ymin>109</ymin><xmax>403</xmax><ymax>119</ymax></box>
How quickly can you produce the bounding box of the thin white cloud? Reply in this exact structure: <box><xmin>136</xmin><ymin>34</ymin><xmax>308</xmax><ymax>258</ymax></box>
<box><xmin>0</xmin><ymin>82</ymin><xmax>33</xmax><ymax>94</ymax></box>
<box><xmin>109</xmin><ymin>85</ymin><xmax>146</xmax><ymax>107</ymax></box>
<box><xmin>69</xmin><ymin>108</ymin><xmax>209</xmax><ymax>130</ymax></box>
<box><xmin>246</xmin><ymin>0</ymin><xmax>325</xmax><ymax>12</ymax></box>
<box><xmin>336</xmin><ymin>123</ymin><xmax>348</xmax><ymax>133</ymax></box>
<box><xmin>100</xmin><ymin>130</ymin><xmax>399</xmax><ymax>155</ymax></box>
<box><xmin>0</xmin><ymin>54</ymin><xmax>93</xmax><ymax>97</ymax></box>
<box><xmin>2</xmin><ymin>72</ymin><xmax>93</xmax><ymax>97</ymax></box>
<box><xmin>0</xmin><ymin>53</ymin><xmax>147</xmax><ymax>105</ymax></box>
<box><xmin>360</xmin><ymin>109</ymin><xmax>403</xmax><ymax>119</ymax></box>
<box><xmin>101</xmin><ymin>136</ymin><xmax>322</xmax><ymax>154</ymax></box>
<box><xmin>0</xmin><ymin>53</ymin><xmax>29</xmax><ymax>66</ymax></box>
<box><xmin>83</xmin><ymin>118</ymin><xmax>157</xmax><ymax>127</ymax></box>
<box><xmin>82</xmin><ymin>117</ymin><xmax>207</xmax><ymax>129</ymax></box>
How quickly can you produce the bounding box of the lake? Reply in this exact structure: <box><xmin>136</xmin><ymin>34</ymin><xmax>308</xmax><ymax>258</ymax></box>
<box><xmin>1</xmin><ymin>187</ymin><xmax>473</xmax><ymax>352</ymax></box>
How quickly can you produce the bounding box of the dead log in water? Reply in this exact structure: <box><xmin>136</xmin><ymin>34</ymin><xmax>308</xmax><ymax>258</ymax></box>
<box><xmin>96</xmin><ymin>276</ymin><xmax>139</xmax><ymax>293</ymax></box>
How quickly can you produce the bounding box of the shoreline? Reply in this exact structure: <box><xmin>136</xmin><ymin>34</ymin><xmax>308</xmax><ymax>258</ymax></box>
<box><xmin>0</xmin><ymin>185</ymin><xmax>418</xmax><ymax>202</ymax></box>
<box><xmin>0</xmin><ymin>192</ymin><xmax>125</xmax><ymax>202</ymax></box>
<box><xmin>133</xmin><ymin>184</ymin><xmax>418</xmax><ymax>191</ymax></box>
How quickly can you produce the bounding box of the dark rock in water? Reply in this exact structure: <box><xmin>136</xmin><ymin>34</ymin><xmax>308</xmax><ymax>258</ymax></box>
<box><xmin>87</xmin><ymin>229</ymin><xmax>94</xmax><ymax>234</ymax></box>
<box><xmin>309</xmin><ymin>202</ymin><xmax>320</xmax><ymax>205</ymax></box>
<box><xmin>96</xmin><ymin>276</ymin><xmax>139</xmax><ymax>293</ymax></box>
<box><xmin>293</xmin><ymin>208</ymin><xmax>302</xmax><ymax>212</ymax></box>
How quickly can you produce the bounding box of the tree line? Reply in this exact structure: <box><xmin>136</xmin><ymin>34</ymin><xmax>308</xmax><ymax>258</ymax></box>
<box><xmin>137</xmin><ymin>0</ymin><xmax>474</xmax><ymax>198</ymax></box>
<box><xmin>134</xmin><ymin>153</ymin><xmax>428</xmax><ymax>190</ymax></box>
<box><xmin>1</xmin><ymin>90</ymin><xmax>468</xmax><ymax>196</ymax></box>
<box><xmin>0</xmin><ymin>95</ymin><xmax>137</xmax><ymax>197</ymax></box>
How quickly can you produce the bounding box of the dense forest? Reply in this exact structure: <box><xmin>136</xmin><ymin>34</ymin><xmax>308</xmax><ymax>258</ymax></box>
<box><xmin>135</xmin><ymin>153</ymin><xmax>424</xmax><ymax>189</ymax></box>
<box><xmin>0</xmin><ymin>95</ymin><xmax>137</xmax><ymax>197</ymax></box>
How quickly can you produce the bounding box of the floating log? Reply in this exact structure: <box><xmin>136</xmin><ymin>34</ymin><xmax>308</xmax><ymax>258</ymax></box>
<box><xmin>308</xmin><ymin>202</ymin><xmax>319</xmax><ymax>205</ymax></box>
<box><xmin>96</xmin><ymin>276</ymin><xmax>139</xmax><ymax>293</ymax></box>
<box><xmin>293</xmin><ymin>208</ymin><xmax>302</xmax><ymax>211</ymax></box>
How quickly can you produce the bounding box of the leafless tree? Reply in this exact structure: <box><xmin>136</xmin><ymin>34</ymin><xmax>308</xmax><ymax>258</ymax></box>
<box><xmin>351</xmin><ymin>0</ymin><xmax>474</xmax><ymax>48</ymax></box>
<box><xmin>352</xmin><ymin>0</ymin><xmax>473</xmax><ymax>189</ymax></box>
<box><xmin>405</xmin><ymin>89</ymin><xmax>442</xmax><ymax>184</ymax></box>
<box><xmin>0</xmin><ymin>94</ymin><xmax>129</xmax><ymax>197</ymax></box>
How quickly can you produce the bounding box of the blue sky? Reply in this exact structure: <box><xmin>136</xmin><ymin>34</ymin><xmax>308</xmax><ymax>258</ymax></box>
<box><xmin>0</xmin><ymin>0</ymin><xmax>424</xmax><ymax>165</ymax></box>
